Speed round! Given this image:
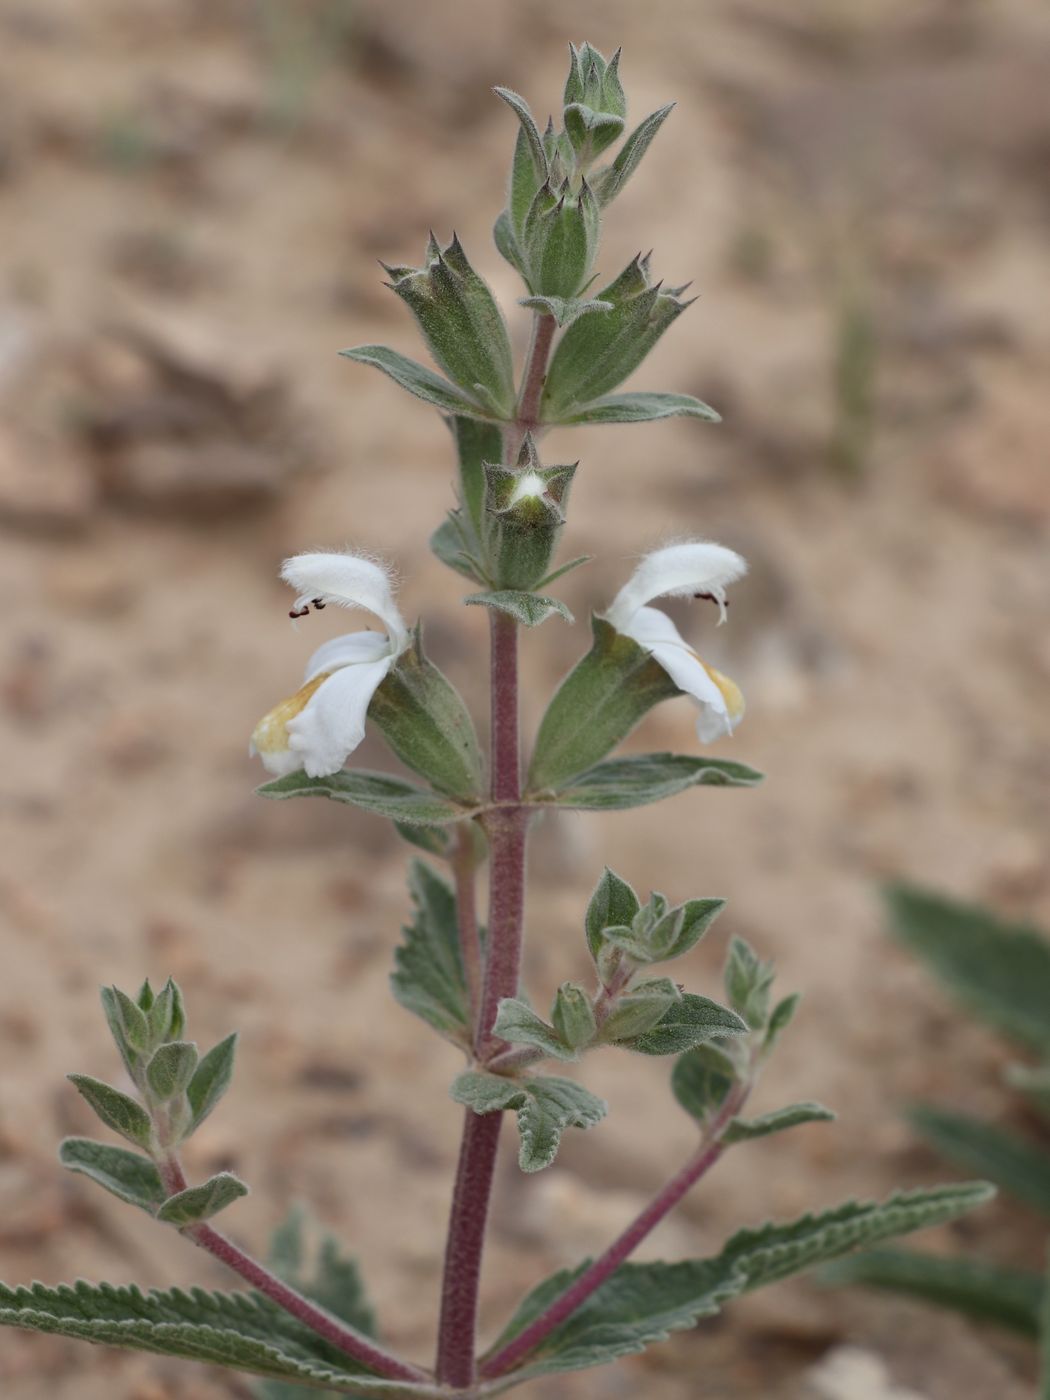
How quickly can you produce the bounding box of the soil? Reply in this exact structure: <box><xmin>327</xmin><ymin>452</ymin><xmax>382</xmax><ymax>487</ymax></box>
<box><xmin>1</xmin><ymin>2</ymin><xmax>1048</xmax><ymax>1398</ymax></box>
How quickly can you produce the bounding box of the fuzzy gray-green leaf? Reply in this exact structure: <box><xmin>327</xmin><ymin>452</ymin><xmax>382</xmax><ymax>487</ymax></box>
<box><xmin>584</xmin><ymin>866</ymin><xmax>642</xmax><ymax>961</ymax></box>
<box><xmin>671</xmin><ymin>1045</ymin><xmax>736</xmax><ymax>1125</ymax></box>
<box><xmin>59</xmin><ymin>1137</ymin><xmax>165</xmax><ymax>1214</ymax></box>
<box><xmin>156</xmin><ymin>1172</ymin><xmax>249</xmax><ymax>1227</ymax></box>
<box><xmin>186</xmin><ymin>1033</ymin><xmax>237</xmax><ymax>1133</ymax></box>
<box><xmin>391</xmin><ymin>861</ymin><xmax>472</xmax><ymax>1044</ymax></box>
<box><xmin>483</xmin><ymin>1183</ymin><xmax>994</xmax><ymax>1386</ymax></box>
<box><xmin>526</xmin><ymin>618</ymin><xmax>682</xmax><ymax>794</ymax></box>
<box><xmin>257</xmin><ymin>770</ymin><xmax>469</xmax><ymax>826</ymax></box>
<box><xmin>465</xmin><ymin>590</ymin><xmax>573</xmax><ymax>628</ymax></box>
<box><xmin>542</xmin><ymin>753</ymin><xmax>764</xmax><ymax>812</ymax></box>
<box><xmin>619</xmin><ymin>993</ymin><xmax>747</xmax><ymax>1056</ymax></box>
<box><xmin>553</xmin><ymin>390</ymin><xmax>720</xmax><ymax>425</ymax></box>
<box><xmin>493</xmin><ymin>999</ymin><xmax>576</xmax><ymax>1061</ymax></box>
<box><xmin>887</xmin><ymin>883</ymin><xmax>1050</xmax><ymax>1053</ymax></box>
<box><xmin>67</xmin><ymin>1075</ymin><xmax>153</xmax><ymax>1150</ymax></box>
<box><xmin>369</xmin><ymin>639</ymin><xmax>484</xmax><ymax>801</ymax></box>
<box><xmin>339</xmin><ymin>345</ymin><xmax>497</xmax><ymax>421</ymax></box>
<box><xmin>908</xmin><ymin>1104</ymin><xmax>1050</xmax><ymax>1217</ymax></box>
<box><xmin>0</xmin><ymin>1280</ymin><xmax>425</xmax><ymax>1393</ymax></box>
<box><xmin>146</xmin><ymin>1041</ymin><xmax>199</xmax><ymax>1101</ymax></box>
<box><xmin>824</xmin><ymin>1248</ymin><xmax>1043</xmax><ymax>1337</ymax></box>
<box><xmin>450</xmin><ymin>1071</ymin><xmax>607</xmax><ymax>1172</ymax></box>
<box><xmin>723</xmin><ymin>1102</ymin><xmax>835</xmax><ymax>1144</ymax></box>
<box><xmin>591</xmin><ymin>102</ymin><xmax>674</xmax><ymax>207</ymax></box>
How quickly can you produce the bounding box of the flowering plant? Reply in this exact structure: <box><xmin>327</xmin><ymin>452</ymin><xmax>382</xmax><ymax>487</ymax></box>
<box><xmin>0</xmin><ymin>44</ymin><xmax>991</xmax><ymax>1398</ymax></box>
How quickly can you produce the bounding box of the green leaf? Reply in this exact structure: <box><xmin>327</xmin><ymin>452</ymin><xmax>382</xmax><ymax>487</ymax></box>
<box><xmin>725</xmin><ymin>936</ymin><xmax>776</xmax><ymax>1030</ymax></box>
<box><xmin>392</xmin><ymin>821</ymin><xmax>451</xmax><ymax>859</ymax></box>
<box><xmin>494</xmin><ymin>88</ymin><xmax>547</xmax><ymax>235</ymax></box>
<box><xmin>600</xmin><ymin>978</ymin><xmax>681</xmax><ymax>1042</ymax></box>
<box><xmin>59</xmin><ymin>1138</ymin><xmax>165</xmax><ymax>1214</ymax></box>
<box><xmin>156</xmin><ymin>1172</ymin><xmax>249</xmax><ymax>1227</ymax></box>
<box><xmin>266</xmin><ymin>1208</ymin><xmax>378</xmax><ymax>1339</ymax></box>
<box><xmin>619</xmin><ymin>993</ymin><xmax>748</xmax><ymax>1056</ymax></box>
<box><xmin>493</xmin><ymin>999</ymin><xmax>576</xmax><ymax>1061</ymax></box>
<box><xmin>551</xmin><ymin>983</ymin><xmax>598</xmax><ymax>1050</ymax></box>
<box><xmin>552</xmin><ymin>391</ymin><xmax>720</xmax><ymax>425</ymax></box>
<box><xmin>465</xmin><ymin>590</ymin><xmax>573</xmax><ymax>627</ymax></box>
<box><xmin>0</xmin><ymin>1280</ymin><xmax>427</xmax><ymax>1394</ymax></box>
<box><xmin>257</xmin><ymin>770</ymin><xmax>469</xmax><ymax>827</ymax></box>
<box><xmin>391</xmin><ymin>861</ymin><xmax>471</xmax><ymax>1045</ymax></box>
<box><xmin>518</xmin><ymin>294</ymin><xmax>611</xmax><ymax>327</ymax></box>
<box><xmin>136</xmin><ymin>979</ymin><xmax>155</xmax><ymax>1013</ymax></box>
<box><xmin>527</xmin><ymin>619</ymin><xmax>682</xmax><ymax>794</ymax></box>
<box><xmin>886</xmin><ymin>883</ymin><xmax>1050</xmax><ymax>1052</ymax></box>
<box><xmin>493</xmin><ymin>207</ymin><xmax>528</xmax><ymax>279</ymax></box>
<box><xmin>542</xmin><ymin>753</ymin><xmax>764</xmax><ymax>812</ymax></box>
<box><xmin>368</xmin><ymin>635</ymin><xmax>484</xmax><ymax>800</ymax></box>
<box><xmin>763</xmin><ymin>993</ymin><xmax>800</xmax><ymax>1055</ymax></box>
<box><xmin>908</xmin><ymin>1104</ymin><xmax>1050</xmax><ymax>1217</ymax></box>
<box><xmin>723</xmin><ymin>1102</ymin><xmax>835</xmax><ymax>1144</ymax></box>
<box><xmin>67</xmin><ymin>1075</ymin><xmax>153</xmax><ymax>1150</ymax></box>
<box><xmin>338</xmin><ymin>345</ymin><xmax>497</xmax><ymax>421</ymax></box>
<box><xmin>109</xmin><ymin>987</ymin><xmax>149</xmax><ymax>1053</ymax></box>
<box><xmin>148</xmin><ymin>978</ymin><xmax>186</xmax><ymax>1043</ymax></box>
<box><xmin>428</xmin><ymin>512</ymin><xmax>485</xmax><ymax>584</ymax></box>
<box><xmin>384</xmin><ymin>235</ymin><xmax>515</xmax><ymax>416</ymax></box>
<box><xmin>100</xmin><ymin>986</ymin><xmax>143</xmax><ymax>1076</ymax></box>
<box><xmin>448</xmin><ymin>414</ymin><xmax>503</xmax><ymax>541</ymax></box>
<box><xmin>671</xmin><ymin>1045</ymin><xmax>736</xmax><ymax>1125</ymax></box>
<box><xmin>824</xmin><ymin>1248</ymin><xmax>1043</xmax><ymax>1337</ymax></box>
<box><xmin>187</xmin><ymin>1033</ymin><xmax>237</xmax><ymax>1133</ymax></box>
<box><xmin>146</xmin><ymin>1041</ymin><xmax>199</xmax><ymax>1101</ymax></box>
<box><xmin>591</xmin><ymin>102</ymin><xmax>675</xmax><ymax>207</ymax></box>
<box><xmin>648</xmin><ymin>898</ymin><xmax>726</xmax><ymax>962</ymax></box>
<box><xmin>483</xmin><ymin>1184</ymin><xmax>995</xmax><ymax>1385</ymax></box>
<box><xmin>450</xmin><ymin>1071</ymin><xmax>607</xmax><ymax>1172</ymax></box>
<box><xmin>584</xmin><ymin>867</ymin><xmax>641</xmax><ymax>961</ymax></box>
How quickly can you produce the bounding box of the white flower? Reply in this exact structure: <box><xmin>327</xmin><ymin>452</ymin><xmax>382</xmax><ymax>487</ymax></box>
<box><xmin>605</xmin><ymin>541</ymin><xmax>747</xmax><ymax>744</ymax></box>
<box><xmin>250</xmin><ymin>552</ymin><xmax>409</xmax><ymax>778</ymax></box>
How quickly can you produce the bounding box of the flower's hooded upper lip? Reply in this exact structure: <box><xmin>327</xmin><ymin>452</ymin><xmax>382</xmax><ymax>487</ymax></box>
<box><xmin>281</xmin><ymin>552</ymin><xmax>409</xmax><ymax>653</ymax></box>
<box><xmin>606</xmin><ymin>541</ymin><xmax>747</xmax><ymax>632</ymax></box>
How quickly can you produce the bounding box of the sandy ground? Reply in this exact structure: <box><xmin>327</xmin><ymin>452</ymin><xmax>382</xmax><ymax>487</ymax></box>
<box><xmin>1</xmin><ymin>2</ymin><xmax>1049</xmax><ymax>1397</ymax></box>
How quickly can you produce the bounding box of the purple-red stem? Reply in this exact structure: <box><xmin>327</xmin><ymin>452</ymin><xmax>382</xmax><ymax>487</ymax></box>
<box><xmin>516</xmin><ymin>314</ymin><xmax>556</xmax><ymax>438</ymax></box>
<box><xmin>434</xmin><ymin>312</ymin><xmax>554</xmax><ymax>1389</ymax></box>
<box><xmin>156</xmin><ymin>1155</ymin><xmax>427</xmax><ymax>1385</ymax></box>
<box><xmin>480</xmin><ymin>1083</ymin><xmax>751</xmax><ymax>1380</ymax></box>
<box><xmin>451</xmin><ymin>823</ymin><xmax>482</xmax><ymax>1031</ymax></box>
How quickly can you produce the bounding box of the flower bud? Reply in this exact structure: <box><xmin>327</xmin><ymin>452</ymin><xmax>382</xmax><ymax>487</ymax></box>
<box><xmin>542</xmin><ymin>254</ymin><xmax>693</xmax><ymax>418</ymax></box>
<box><xmin>482</xmin><ymin>436</ymin><xmax>576</xmax><ymax>591</ymax></box>
<box><xmin>384</xmin><ymin>234</ymin><xmax>515</xmax><ymax>418</ymax></box>
<box><xmin>522</xmin><ymin>180</ymin><xmax>600</xmax><ymax>300</ymax></box>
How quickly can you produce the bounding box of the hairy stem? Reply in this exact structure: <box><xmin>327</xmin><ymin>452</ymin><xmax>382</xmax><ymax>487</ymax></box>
<box><xmin>155</xmin><ymin>1155</ymin><xmax>427</xmax><ymax>1384</ymax></box>
<box><xmin>435</xmin><ymin>309</ymin><xmax>555</xmax><ymax>1390</ymax></box>
<box><xmin>437</xmin><ymin>613</ymin><xmax>525</xmax><ymax>1388</ymax></box>
<box><xmin>452</xmin><ymin>823</ymin><xmax>483</xmax><ymax>1034</ymax></box>
<box><xmin>187</xmin><ymin>1222</ymin><xmax>431</xmax><ymax>1384</ymax></box>
<box><xmin>480</xmin><ymin>1082</ymin><xmax>751</xmax><ymax>1379</ymax></box>
<box><xmin>516</xmin><ymin>313</ymin><xmax>556</xmax><ymax>438</ymax></box>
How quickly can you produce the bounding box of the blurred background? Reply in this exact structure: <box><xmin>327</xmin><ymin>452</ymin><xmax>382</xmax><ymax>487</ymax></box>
<box><xmin>0</xmin><ymin>1</ymin><xmax>1048</xmax><ymax>1396</ymax></box>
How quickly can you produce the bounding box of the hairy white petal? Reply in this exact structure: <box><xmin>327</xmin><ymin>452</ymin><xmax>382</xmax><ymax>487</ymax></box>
<box><xmin>509</xmin><ymin>471</ymin><xmax>549</xmax><ymax>505</ymax></box>
<box><xmin>606</xmin><ymin>541</ymin><xmax>747</xmax><ymax>631</ymax></box>
<box><xmin>281</xmin><ymin>552</ymin><xmax>408</xmax><ymax>651</ymax></box>
<box><xmin>623</xmin><ymin>607</ymin><xmax>736</xmax><ymax>742</ymax></box>
<box><xmin>304</xmin><ymin>630</ymin><xmax>393</xmax><ymax>683</ymax></box>
<box><xmin>285</xmin><ymin>656</ymin><xmax>395</xmax><ymax>777</ymax></box>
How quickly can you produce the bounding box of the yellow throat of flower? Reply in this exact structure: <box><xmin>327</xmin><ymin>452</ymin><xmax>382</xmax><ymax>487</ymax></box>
<box><xmin>701</xmin><ymin>660</ymin><xmax>745</xmax><ymax>722</ymax></box>
<box><xmin>251</xmin><ymin>672</ymin><xmax>331</xmax><ymax>757</ymax></box>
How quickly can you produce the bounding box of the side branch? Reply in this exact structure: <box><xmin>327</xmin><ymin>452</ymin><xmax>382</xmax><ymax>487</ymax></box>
<box><xmin>480</xmin><ymin>1084</ymin><xmax>750</xmax><ymax>1379</ymax></box>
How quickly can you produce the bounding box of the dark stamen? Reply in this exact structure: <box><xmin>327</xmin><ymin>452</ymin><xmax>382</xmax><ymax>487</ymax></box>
<box><xmin>312</xmin><ymin>598</ymin><xmax>326</xmax><ymax>610</ymax></box>
<box><xmin>693</xmin><ymin>591</ymin><xmax>726</xmax><ymax>608</ymax></box>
